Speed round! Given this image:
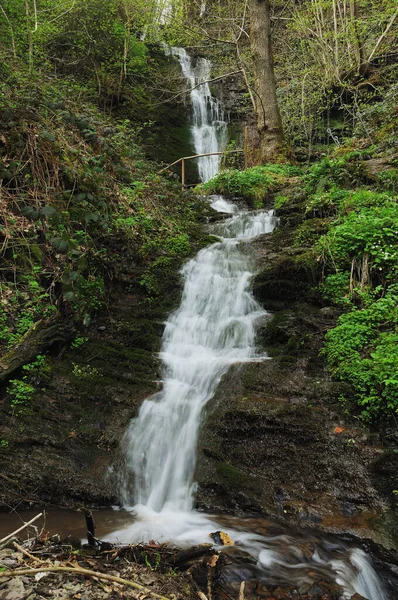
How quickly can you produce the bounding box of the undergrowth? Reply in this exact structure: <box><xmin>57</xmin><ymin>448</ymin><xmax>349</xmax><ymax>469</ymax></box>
<box><xmin>278</xmin><ymin>148</ymin><xmax>398</xmax><ymax>421</ymax></box>
<box><xmin>197</xmin><ymin>164</ymin><xmax>302</xmax><ymax>207</ymax></box>
<box><xmin>0</xmin><ymin>54</ymin><xmax>204</xmax><ymax>355</ymax></box>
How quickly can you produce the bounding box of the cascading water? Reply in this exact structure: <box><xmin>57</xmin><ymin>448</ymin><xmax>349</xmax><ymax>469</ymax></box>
<box><xmin>109</xmin><ymin>3</ymin><xmax>389</xmax><ymax>597</ymax></box>
<box><xmin>119</xmin><ymin>201</ymin><xmax>277</xmax><ymax>514</ymax></box>
<box><xmin>163</xmin><ymin>46</ymin><xmax>227</xmax><ymax>181</ymax></box>
<box><xmin>110</xmin><ymin>197</ymin><xmax>387</xmax><ymax>600</ymax></box>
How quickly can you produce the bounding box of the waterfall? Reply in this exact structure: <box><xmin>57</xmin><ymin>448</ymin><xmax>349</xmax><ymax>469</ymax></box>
<box><xmin>164</xmin><ymin>47</ymin><xmax>227</xmax><ymax>182</ymax></box>
<box><xmin>120</xmin><ymin>202</ymin><xmax>277</xmax><ymax>511</ymax></box>
<box><xmin>110</xmin><ymin>4</ymin><xmax>388</xmax><ymax>597</ymax></box>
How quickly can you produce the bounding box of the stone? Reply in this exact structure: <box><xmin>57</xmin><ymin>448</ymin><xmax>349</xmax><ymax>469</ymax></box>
<box><xmin>0</xmin><ymin>577</ymin><xmax>25</xmax><ymax>600</ymax></box>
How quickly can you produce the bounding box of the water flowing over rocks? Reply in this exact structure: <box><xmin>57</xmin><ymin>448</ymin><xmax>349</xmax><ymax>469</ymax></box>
<box><xmin>163</xmin><ymin>46</ymin><xmax>228</xmax><ymax>182</ymax></box>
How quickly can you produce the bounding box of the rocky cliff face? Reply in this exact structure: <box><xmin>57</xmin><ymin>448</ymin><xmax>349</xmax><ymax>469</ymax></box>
<box><xmin>195</xmin><ymin>208</ymin><xmax>398</xmax><ymax>551</ymax></box>
<box><xmin>0</xmin><ymin>207</ymin><xmax>213</xmax><ymax>509</ymax></box>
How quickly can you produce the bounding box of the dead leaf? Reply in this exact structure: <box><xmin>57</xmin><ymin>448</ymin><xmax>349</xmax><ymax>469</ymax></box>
<box><xmin>334</xmin><ymin>426</ymin><xmax>345</xmax><ymax>434</ymax></box>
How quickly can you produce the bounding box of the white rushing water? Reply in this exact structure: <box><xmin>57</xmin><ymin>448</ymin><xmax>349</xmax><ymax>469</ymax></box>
<box><xmin>164</xmin><ymin>46</ymin><xmax>228</xmax><ymax>181</ymax></box>
<box><xmin>119</xmin><ymin>199</ymin><xmax>277</xmax><ymax>512</ymax></box>
<box><xmin>111</xmin><ymin>3</ymin><xmax>388</xmax><ymax>594</ymax></box>
<box><xmin>110</xmin><ymin>197</ymin><xmax>387</xmax><ymax>600</ymax></box>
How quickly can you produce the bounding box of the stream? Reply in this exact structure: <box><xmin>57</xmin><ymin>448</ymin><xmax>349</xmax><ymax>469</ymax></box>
<box><xmin>104</xmin><ymin>196</ymin><xmax>389</xmax><ymax>600</ymax></box>
<box><xmin>0</xmin><ymin>10</ymin><xmax>392</xmax><ymax>600</ymax></box>
<box><xmin>104</xmin><ymin>23</ymin><xmax>389</xmax><ymax>598</ymax></box>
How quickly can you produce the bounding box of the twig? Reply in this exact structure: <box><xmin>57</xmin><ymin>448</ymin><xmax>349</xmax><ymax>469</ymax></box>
<box><xmin>367</xmin><ymin>8</ymin><xmax>398</xmax><ymax>64</ymax></box>
<box><xmin>0</xmin><ymin>473</ymin><xmax>20</xmax><ymax>486</ymax></box>
<box><xmin>0</xmin><ymin>513</ymin><xmax>43</xmax><ymax>545</ymax></box>
<box><xmin>12</xmin><ymin>541</ymin><xmax>41</xmax><ymax>563</ymax></box>
<box><xmin>0</xmin><ymin>567</ymin><xmax>172</xmax><ymax>600</ymax></box>
<box><xmin>239</xmin><ymin>581</ymin><xmax>246</xmax><ymax>600</ymax></box>
<box><xmin>159</xmin><ymin>70</ymin><xmax>242</xmax><ymax>105</ymax></box>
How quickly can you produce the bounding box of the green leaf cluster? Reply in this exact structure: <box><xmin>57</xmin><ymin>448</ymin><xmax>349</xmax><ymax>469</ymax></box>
<box><xmin>199</xmin><ymin>164</ymin><xmax>302</xmax><ymax>207</ymax></box>
<box><xmin>324</xmin><ymin>287</ymin><xmax>398</xmax><ymax>420</ymax></box>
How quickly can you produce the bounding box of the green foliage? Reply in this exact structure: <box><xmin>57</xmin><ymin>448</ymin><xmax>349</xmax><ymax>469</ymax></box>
<box><xmin>71</xmin><ymin>336</ymin><xmax>89</xmax><ymax>350</ymax></box>
<box><xmin>140</xmin><ymin>256</ymin><xmax>176</xmax><ymax>298</ymax></box>
<box><xmin>7</xmin><ymin>379</ymin><xmax>36</xmax><ymax>413</ymax></box>
<box><xmin>294</xmin><ymin>218</ymin><xmax>329</xmax><ymax>247</ymax></box>
<box><xmin>354</xmin><ymin>83</ymin><xmax>398</xmax><ymax>155</ymax></box>
<box><xmin>0</xmin><ymin>46</ymin><xmax>203</xmax><ymax>343</ymax></box>
<box><xmin>317</xmin><ymin>202</ymin><xmax>398</xmax><ymax>284</ymax></box>
<box><xmin>72</xmin><ymin>363</ymin><xmax>102</xmax><ymax>379</ymax></box>
<box><xmin>22</xmin><ymin>354</ymin><xmax>46</xmax><ymax>372</ymax></box>
<box><xmin>7</xmin><ymin>356</ymin><xmax>50</xmax><ymax>413</ymax></box>
<box><xmin>305</xmin><ymin>187</ymin><xmax>393</xmax><ymax>218</ymax></box>
<box><xmin>324</xmin><ymin>286</ymin><xmax>398</xmax><ymax>420</ymax></box>
<box><xmin>321</xmin><ymin>273</ymin><xmax>351</xmax><ymax>306</ymax></box>
<box><xmin>305</xmin><ymin>156</ymin><xmax>366</xmax><ymax>195</ymax></box>
<box><xmin>274</xmin><ymin>194</ymin><xmax>290</xmax><ymax>209</ymax></box>
<box><xmin>199</xmin><ymin>164</ymin><xmax>302</xmax><ymax>206</ymax></box>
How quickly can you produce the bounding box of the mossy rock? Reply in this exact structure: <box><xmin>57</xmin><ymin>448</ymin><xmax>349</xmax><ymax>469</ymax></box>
<box><xmin>215</xmin><ymin>461</ymin><xmax>262</xmax><ymax>493</ymax></box>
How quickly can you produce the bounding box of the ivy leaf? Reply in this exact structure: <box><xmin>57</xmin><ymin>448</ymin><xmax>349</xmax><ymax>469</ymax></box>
<box><xmin>39</xmin><ymin>206</ymin><xmax>57</xmax><ymax>217</ymax></box>
<box><xmin>20</xmin><ymin>206</ymin><xmax>40</xmax><ymax>220</ymax></box>
<box><xmin>51</xmin><ymin>238</ymin><xmax>69</xmax><ymax>254</ymax></box>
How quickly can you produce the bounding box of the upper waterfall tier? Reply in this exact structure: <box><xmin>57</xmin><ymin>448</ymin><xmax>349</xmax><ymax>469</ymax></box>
<box><xmin>165</xmin><ymin>46</ymin><xmax>228</xmax><ymax>182</ymax></box>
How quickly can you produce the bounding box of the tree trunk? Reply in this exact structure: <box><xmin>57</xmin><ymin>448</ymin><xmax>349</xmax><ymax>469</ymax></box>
<box><xmin>249</xmin><ymin>0</ymin><xmax>284</xmax><ymax>163</ymax></box>
<box><xmin>0</xmin><ymin>319</ymin><xmax>75</xmax><ymax>382</ymax></box>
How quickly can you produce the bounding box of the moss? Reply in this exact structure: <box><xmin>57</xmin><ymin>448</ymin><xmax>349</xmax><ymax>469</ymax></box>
<box><xmin>215</xmin><ymin>461</ymin><xmax>261</xmax><ymax>492</ymax></box>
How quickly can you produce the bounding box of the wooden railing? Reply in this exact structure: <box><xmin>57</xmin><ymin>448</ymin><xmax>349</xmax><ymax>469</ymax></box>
<box><xmin>158</xmin><ymin>150</ymin><xmax>244</xmax><ymax>190</ymax></box>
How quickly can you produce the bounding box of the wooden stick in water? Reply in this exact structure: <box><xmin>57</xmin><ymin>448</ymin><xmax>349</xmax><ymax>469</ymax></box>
<box><xmin>0</xmin><ymin>513</ymin><xmax>43</xmax><ymax>545</ymax></box>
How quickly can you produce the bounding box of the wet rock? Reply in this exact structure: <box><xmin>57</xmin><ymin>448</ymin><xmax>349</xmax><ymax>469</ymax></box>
<box><xmin>195</xmin><ymin>215</ymin><xmax>398</xmax><ymax>550</ymax></box>
<box><xmin>0</xmin><ymin>577</ymin><xmax>26</xmax><ymax>600</ymax></box>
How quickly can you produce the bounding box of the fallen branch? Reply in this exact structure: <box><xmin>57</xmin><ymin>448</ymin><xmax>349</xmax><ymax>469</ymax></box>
<box><xmin>0</xmin><ymin>513</ymin><xmax>43</xmax><ymax>545</ymax></box>
<box><xmin>172</xmin><ymin>544</ymin><xmax>213</xmax><ymax>566</ymax></box>
<box><xmin>239</xmin><ymin>581</ymin><xmax>246</xmax><ymax>600</ymax></box>
<box><xmin>0</xmin><ymin>567</ymin><xmax>172</xmax><ymax>600</ymax></box>
<box><xmin>0</xmin><ymin>319</ymin><xmax>75</xmax><ymax>381</ymax></box>
<box><xmin>0</xmin><ymin>473</ymin><xmax>20</xmax><ymax>485</ymax></box>
<box><xmin>13</xmin><ymin>541</ymin><xmax>41</xmax><ymax>563</ymax></box>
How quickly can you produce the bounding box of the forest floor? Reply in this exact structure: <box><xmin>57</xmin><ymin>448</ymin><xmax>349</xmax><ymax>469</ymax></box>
<box><xmin>0</xmin><ymin>531</ymin><xmax>368</xmax><ymax>600</ymax></box>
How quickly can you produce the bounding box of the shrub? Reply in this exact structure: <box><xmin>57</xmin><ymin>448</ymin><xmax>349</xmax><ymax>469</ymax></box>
<box><xmin>199</xmin><ymin>164</ymin><xmax>302</xmax><ymax>207</ymax></box>
<box><xmin>317</xmin><ymin>203</ymin><xmax>398</xmax><ymax>286</ymax></box>
<box><xmin>324</xmin><ymin>286</ymin><xmax>398</xmax><ymax>420</ymax></box>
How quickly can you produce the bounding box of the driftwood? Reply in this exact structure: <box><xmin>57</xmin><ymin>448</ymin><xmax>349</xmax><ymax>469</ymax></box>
<box><xmin>0</xmin><ymin>319</ymin><xmax>75</xmax><ymax>381</ymax></box>
<box><xmin>0</xmin><ymin>566</ymin><xmax>172</xmax><ymax>600</ymax></box>
<box><xmin>0</xmin><ymin>513</ymin><xmax>43</xmax><ymax>546</ymax></box>
<box><xmin>83</xmin><ymin>509</ymin><xmax>96</xmax><ymax>547</ymax></box>
<box><xmin>172</xmin><ymin>544</ymin><xmax>214</xmax><ymax>566</ymax></box>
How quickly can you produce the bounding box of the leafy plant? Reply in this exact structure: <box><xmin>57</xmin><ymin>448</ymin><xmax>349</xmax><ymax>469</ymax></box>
<box><xmin>7</xmin><ymin>379</ymin><xmax>36</xmax><ymax>414</ymax></box>
<box><xmin>199</xmin><ymin>164</ymin><xmax>302</xmax><ymax>206</ymax></box>
<box><xmin>72</xmin><ymin>363</ymin><xmax>102</xmax><ymax>379</ymax></box>
<box><xmin>324</xmin><ymin>286</ymin><xmax>398</xmax><ymax>420</ymax></box>
<box><xmin>71</xmin><ymin>336</ymin><xmax>89</xmax><ymax>350</ymax></box>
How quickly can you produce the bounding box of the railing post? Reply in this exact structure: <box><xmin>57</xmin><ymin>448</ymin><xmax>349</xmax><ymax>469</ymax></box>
<box><xmin>181</xmin><ymin>158</ymin><xmax>185</xmax><ymax>191</ymax></box>
<box><xmin>244</xmin><ymin>126</ymin><xmax>249</xmax><ymax>169</ymax></box>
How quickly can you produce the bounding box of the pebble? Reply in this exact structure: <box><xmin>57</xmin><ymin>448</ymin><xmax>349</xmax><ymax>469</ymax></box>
<box><xmin>0</xmin><ymin>558</ymin><xmax>18</xmax><ymax>566</ymax></box>
<box><xmin>0</xmin><ymin>577</ymin><xmax>25</xmax><ymax>600</ymax></box>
